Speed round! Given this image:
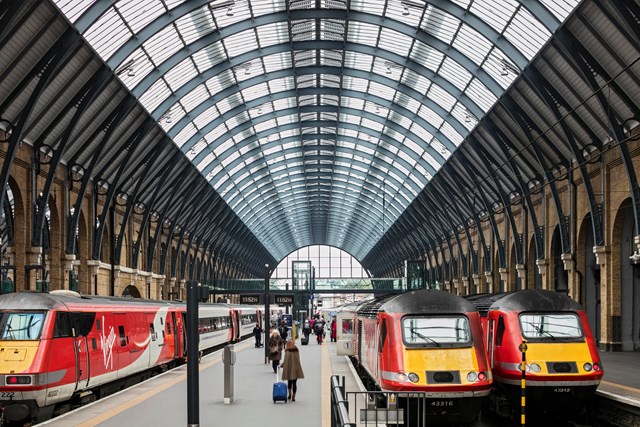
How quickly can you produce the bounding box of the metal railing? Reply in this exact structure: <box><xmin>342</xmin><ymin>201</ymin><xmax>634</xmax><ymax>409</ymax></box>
<box><xmin>330</xmin><ymin>375</ymin><xmax>355</xmax><ymax>427</ymax></box>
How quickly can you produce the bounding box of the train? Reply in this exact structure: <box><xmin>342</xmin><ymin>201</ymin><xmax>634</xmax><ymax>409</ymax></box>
<box><xmin>336</xmin><ymin>289</ymin><xmax>492</xmax><ymax>425</ymax></box>
<box><xmin>465</xmin><ymin>289</ymin><xmax>603</xmax><ymax>419</ymax></box>
<box><xmin>0</xmin><ymin>290</ymin><xmax>263</xmax><ymax>425</ymax></box>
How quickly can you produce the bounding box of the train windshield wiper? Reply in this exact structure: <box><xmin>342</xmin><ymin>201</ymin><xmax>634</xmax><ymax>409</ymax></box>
<box><xmin>525</xmin><ymin>322</ymin><xmax>556</xmax><ymax>340</ymax></box>
<box><xmin>410</xmin><ymin>327</ymin><xmax>440</xmax><ymax>346</ymax></box>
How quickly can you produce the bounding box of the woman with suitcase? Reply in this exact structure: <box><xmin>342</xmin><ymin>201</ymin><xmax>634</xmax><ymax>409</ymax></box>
<box><xmin>281</xmin><ymin>340</ymin><xmax>305</xmax><ymax>401</ymax></box>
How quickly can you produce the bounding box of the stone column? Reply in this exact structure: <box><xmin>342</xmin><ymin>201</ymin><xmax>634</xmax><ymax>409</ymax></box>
<box><xmin>593</xmin><ymin>245</ymin><xmax>612</xmax><ymax>347</ymax></box>
<box><xmin>86</xmin><ymin>260</ymin><xmax>100</xmax><ymax>295</ymax></box>
<box><xmin>484</xmin><ymin>271</ymin><xmax>493</xmax><ymax>293</ymax></box>
<box><xmin>536</xmin><ymin>259</ymin><xmax>549</xmax><ymax>289</ymax></box>
<box><xmin>472</xmin><ymin>273</ymin><xmax>480</xmax><ymax>293</ymax></box>
<box><xmin>498</xmin><ymin>267</ymin><xmax>508</xmax><ymax>292</ymax></box>
<box><xmin>64</xmin><ymin>254</ymin><xmax>76</xmax><ymax>290</ymax></box>
<box><xmin>515</xmin><ymin>264</ymin><xmax>526</xmax><ymax>289</ymax></box>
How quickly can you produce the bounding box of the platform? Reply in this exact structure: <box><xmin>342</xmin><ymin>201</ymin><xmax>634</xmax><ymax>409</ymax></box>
<box><xmin>39</xmin><ymin>339</ymin><xmax>639</xmax><ymax>427</ymax></box>
<box><xmin>40</xmin><ymin>335</ymin><xmax>348</xmax><ymax>427</ymax></box>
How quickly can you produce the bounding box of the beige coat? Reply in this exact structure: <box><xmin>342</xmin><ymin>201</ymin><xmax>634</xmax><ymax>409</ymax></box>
<box><xmin>281</xmin><ymin>347</ymin><xmax>304</xmax><ymax>380</ymax></box>
<box><xmin>268</xmin><ymin>333</ymin><xmax>283</xmax><ymax>361</ymax></box>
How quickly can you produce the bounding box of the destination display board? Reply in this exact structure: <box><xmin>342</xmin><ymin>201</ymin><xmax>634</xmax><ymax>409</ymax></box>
<box><xmin>274</xmin><ymin>295</ymin><xmax>294</xmax><ymax>305</ymax></box>
<box><xmin>240</xmin><ymin>295</ymin><xmax>260</xmax><ymax>304</ymax></box>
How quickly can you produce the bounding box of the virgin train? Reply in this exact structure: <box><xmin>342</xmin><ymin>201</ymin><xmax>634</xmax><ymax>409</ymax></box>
<box><xmin>336</xmin><ymin>289</ymin><xmax>492</xmax><ymax>425</ymax></box>
<box><xmin>0</xmin><ymin>290</ymin><xmax>263</xmax><ymax>425</ymax></box>
<box><xmin>465</xmin><ymin>289</ymin><xmax>603</xmax><ymax>419</ymax></box>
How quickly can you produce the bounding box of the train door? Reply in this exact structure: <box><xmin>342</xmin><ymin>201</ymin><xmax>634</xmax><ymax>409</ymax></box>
<box><xmin>336</xmin><ymin>312</ymin><xmax>356</xmax><ymax>356</ymax></box>
<box><xmin>181</xmin><ymin>312</ymin><xmax>187</xmax><ymax>357</ymax></box>
<box><xmin>169</xmin><ymin>311</ymin><xmax>179</xmax><ymax>359</ymax></box>
<box><xmin>146</xmin><ymin>312</ymin><xmax>160</xmax><ymax>364</ymax></box>
<box><xmin>70</xmin><ymin>313</ymin><xmax>91</xmax><ymax>391</ymax></box>
<box><xmin>114</xmin><ymin>313</ymin><xmax>130</xmax><ymax>373</ymax></box>
<box><xmin>487</xmin><ymin>318</ymin><xmax>495</xmax><ymax>368</ymax></box>
<box><xmin>231</xmin><ymin>309</ymin><xmax>240</xmax><ymax>341</ymax></box>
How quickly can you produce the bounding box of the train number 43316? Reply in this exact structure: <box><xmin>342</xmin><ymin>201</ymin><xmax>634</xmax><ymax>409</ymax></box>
<box><xmin>431</xmin><ymin>400</ymin><xmax>454</xmax><ymax>407</ymax></box>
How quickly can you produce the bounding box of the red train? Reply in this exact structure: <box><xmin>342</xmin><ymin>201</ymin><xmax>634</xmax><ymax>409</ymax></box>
<box><xmin>337</xmin><ymin>289</ymin><xmax>492</xmax><ymax>425</ymax></box>
<box><xmin>0</xmin><ymin>290</ymin><xmax>262</xmax><ymax>425</ymax></box>
<box><xmin>465</xmin><ymin>289</ymin><xmax>603</xmax><ymax>419</ymax></box>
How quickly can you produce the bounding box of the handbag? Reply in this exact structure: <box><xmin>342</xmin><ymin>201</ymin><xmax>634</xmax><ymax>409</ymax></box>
<box><xmin>269</xmin><ymin>345</ymin><xmax>278</xmax><ymax>355</ymax></box>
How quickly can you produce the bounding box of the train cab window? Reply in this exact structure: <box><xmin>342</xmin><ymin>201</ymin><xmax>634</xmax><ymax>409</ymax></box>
<box><xmin>53</xmin><ymin>312</ymin><xmax>72</xmax><ymax>338</ymax></box>
<box><xmin>495</xmin><ymin>316</ymin><xmax>505</xmax><ymax>347</ymax></box>
<box><xmin>519</xmin><ymin>312</ymin><xmax>583</xmax><ymax>341</ymax></box>
<box><xmin>341</xmin><ymin>319</ymin><xmax>354</xmax><ymax>334</ymax></box>
<box><xmin>402</xmin><ymin>315</ymin><xmax>471</xmax><ymax>347</ymax></box>
<box><xmin>118</xmin><ymin>326</ymin><xmax>126</xmax><ymax>346</ymax></box>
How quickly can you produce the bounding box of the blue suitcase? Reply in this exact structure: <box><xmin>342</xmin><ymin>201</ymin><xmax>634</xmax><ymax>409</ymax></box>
<box><xmin>273</xmin><ymin>381</ymin><xmax>288</xmax><ymax>403</ymax></box>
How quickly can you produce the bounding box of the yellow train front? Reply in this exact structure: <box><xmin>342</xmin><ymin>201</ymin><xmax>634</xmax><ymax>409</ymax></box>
<box><xmin>354</xmin><ymin>289</ymin><xmax>492</xmax><ymax>425</ymax></box>
<box><xmin>474</xmin><ymin>289</ymin><xmax>603</xmax><ymax>419</ymax></box>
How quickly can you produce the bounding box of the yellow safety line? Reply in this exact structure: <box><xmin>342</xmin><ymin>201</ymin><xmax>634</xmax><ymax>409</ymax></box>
<box><xmin>321</xmin><ymin>342</ymin><xmax>331</xmax><ymax>427</ymax></box>
<box><xmin>601</xmin><ymin>380</ymin><xmax>640</xmax><ymax>394</ymax></box>
<box><xmin>78</xmin><ymin>341</ymin><xmax>251</xmax><ymax>427</ymax></box>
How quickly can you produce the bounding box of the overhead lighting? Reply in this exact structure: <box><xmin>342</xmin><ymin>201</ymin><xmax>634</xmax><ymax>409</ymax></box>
<box><xmin>402</xmin><ymin>4</ymin><xmax>410</xmax><ymax>15</ymax></box>
<box><xmin>226</xmin><ymin>5</ymin><xmax>233</xmax><ymax>16</ymax></box>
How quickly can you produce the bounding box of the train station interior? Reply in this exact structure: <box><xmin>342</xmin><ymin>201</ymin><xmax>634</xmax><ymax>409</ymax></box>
<box><xmin>0</xmin><ymin>0</ymin><xmax>639</xmax><ymax>425</ymax></box>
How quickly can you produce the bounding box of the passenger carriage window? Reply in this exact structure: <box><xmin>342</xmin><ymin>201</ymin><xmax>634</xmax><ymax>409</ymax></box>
<box><xmin>150</xmin><ymin>324</ymin><xmax>156</xmax><ymax>341</ymax></box>
<box><xmin>92</xmin><ymin>338</ymin><xmax>97</xmax><ymax>350</ymax></box>
<box><xmin>167</xmin><ymin>321</ymin><xmax>172</xmax><ymax>334</ymax></box>
<box><xmin>118</xmin><ymin>325</ymin><xmax>126</xmax><ymax>346</ymax></box>
<box><xmin>379</xmin><ymin>319</ymin><xmax>387</xmax><ymax>353</ymax></box>
<box><xmin>53</xmin><ymin>312</ymin><xmax>72</xmax><ymax>338</ymax></box>
<box><xmin>96</xmin><ymin>319</ymin><xmax>101</xmax><ymax>331</ymax></box>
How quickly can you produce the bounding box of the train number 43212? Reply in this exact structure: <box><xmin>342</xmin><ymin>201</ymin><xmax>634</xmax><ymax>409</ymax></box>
<box><xmin>553</xmin><ymin>387</ymin><xmax>571</xmax><ymax>393</ymax></box>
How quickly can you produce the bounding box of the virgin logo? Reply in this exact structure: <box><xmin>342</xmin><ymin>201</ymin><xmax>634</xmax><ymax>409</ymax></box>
<box><xmin>100</xmin><ymin>316</ymin><xmax>116</xmax><ymax>370</ymax></box>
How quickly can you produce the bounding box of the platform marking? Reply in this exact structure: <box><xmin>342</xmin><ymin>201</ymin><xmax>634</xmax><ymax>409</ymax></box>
<box><xmin>322</xmin><ymin>341</ymin><xmax>331</xmax><ymax>427</ymax></box>
<box><xmin>75</xmin><ymin>341</ymin><xmax>252</xmax><ymax>427</ymax></box>
<box><xmin>600</xmin><ymin>380</ymin><xmax>640</xmax><ymax>394</ymax></box>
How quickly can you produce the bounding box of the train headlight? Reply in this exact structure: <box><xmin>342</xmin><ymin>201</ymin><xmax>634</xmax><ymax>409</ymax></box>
<box><xmin>408</xmin><ymin>373</ymin><xmax>419</xmax><ymax>383</ymax></box>
<box><xmin>593</xmin><ymin>363</ymin><xmax>602</xmax><ymax>372</ymax></box>
<box><xmin>467</xmin><ymin>372</ymin><xmax>478</xmax><ymax>382</ymax></box>
<box><xmin>396</xmin><ymin>373</ymin><xmax>408</xmax><ymax>382</ymax></box>
<box><xmin>583</xmin><ymin>363</ymin><xmax>593</xmax><ymax>372</ymax></box>
<box><xmin>528</xmin><ymin>363</ymin><xmax>541</xmax><ymax>373</ymax></box>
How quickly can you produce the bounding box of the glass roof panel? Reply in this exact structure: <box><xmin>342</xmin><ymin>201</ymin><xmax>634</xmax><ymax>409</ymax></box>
<box><xmin>57</xmin><ymin>0</ymin><xmax>583</xmax><ymax>261</ymax></box>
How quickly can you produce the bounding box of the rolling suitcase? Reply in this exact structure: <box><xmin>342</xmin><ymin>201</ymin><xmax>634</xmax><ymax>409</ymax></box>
<box><xmin>273</xmin><ymin>367</ymin><xmax>288</xmax><ymax>403</ymax></box>
<box><xmin>301</xmin><ymin>335</ymin><xmax>309</xmax><ymax>345</ymax></box>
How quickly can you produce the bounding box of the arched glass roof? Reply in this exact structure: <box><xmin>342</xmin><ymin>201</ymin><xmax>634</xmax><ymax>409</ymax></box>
<box><xmin>53</xmin><ymin>0</ymin><xmax>580</xmax><ymax>261</ymax></box>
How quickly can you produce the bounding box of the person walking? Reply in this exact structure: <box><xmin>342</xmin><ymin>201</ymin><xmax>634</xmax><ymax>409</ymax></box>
<box><xmin>268</xmin><ymin>328</ymin><xmax>283</xmax><ymax>373</ymax></box>
<box><xmin>281</xmin><ymin>340</ymin><xmax>304</xmax><ymax>401</ymax></box>
<box><xmin>253</xmin><ymin>323</ymin><xmax>263</xmax><ymax>347</ymax></box>
<box><xmin>330</xmin><ymin>317</ymin><xmax>337</xmax><ymax>342</ymax></box>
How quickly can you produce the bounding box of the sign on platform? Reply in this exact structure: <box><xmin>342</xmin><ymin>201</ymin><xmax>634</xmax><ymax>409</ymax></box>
<box><xmin>274</xmin><ymin>295</ymin><xmax>293</xmax><ymax>305</ymax></box>
<box><xmin>240</xmin><ymin>295</ymin><xmax>260</xmax><ymax>304</ymax></box>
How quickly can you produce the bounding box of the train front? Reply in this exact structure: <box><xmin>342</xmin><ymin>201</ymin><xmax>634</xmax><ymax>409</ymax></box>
<box><xmin>488</xmin><ymin>290</ymin><xmax>603</xmax><ymax>416</ymax></box>
<box><xmin>499</xmin><ymin>309</ymin><xmax>603</xmax><ymax>413</ymax></box>
<box><xmin>376</xmin><ymin>291</ymin><xmax>492</xmax><ymax>424</ymax></box>
<box><xmin>0</xmin><ymin>293</ymin><xmax>54</xmax><ymax>424</ymax></box>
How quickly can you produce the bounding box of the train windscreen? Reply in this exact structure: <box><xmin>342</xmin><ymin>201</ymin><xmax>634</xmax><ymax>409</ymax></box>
<box><xmin>402</xmin><ymin>316</ymin><xmax>471</xmax><ymax>347</ymax></box>
<box><xmin>519</xmin><ymin>312</ymin><xmax>583</xmax><ymax>341</ymax></box>
<box><xmin>0</xmin><ymin>311</ymin><xmax>46</xmax><ymax>340</ymax></box>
